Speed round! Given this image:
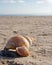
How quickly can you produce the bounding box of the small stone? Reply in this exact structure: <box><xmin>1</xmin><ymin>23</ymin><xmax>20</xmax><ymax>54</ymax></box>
<box><xmin>1</xmin><ymin>61</ymin><xmax>5</xmax><ymax>64</ymax></box>
<box><xmin>13</xmin><ymin>31</ymin><xmax>17</xmax><ymax>34</ymax></box>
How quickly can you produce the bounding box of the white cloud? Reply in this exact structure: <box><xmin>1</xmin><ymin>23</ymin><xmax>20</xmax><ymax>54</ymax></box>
<box><xmin>36</xmin><ymin>0</ymin><xmax>52</xmax><ymax>5</ymax></box>
<box><xmin>0</xmin><ymin>0</ymin><xmax>25</xmax><ymax>3</ymax></box>
<box><xmin>36</xmin><ymin>0</ymin><xmax>45</xmax><ymax>4</ymax></box>
<box><xmin>17</xmin><ymin>0</ymin><xmax>24</xmax><ymax>3</ymax></box>
<box><xmin>46</xmin><ymin>0</ymin><xmax>52</xmax><ymax>3</ymax></box>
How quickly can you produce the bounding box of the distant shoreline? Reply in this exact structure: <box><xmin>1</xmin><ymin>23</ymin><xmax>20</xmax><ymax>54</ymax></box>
<box><xmin>0</xmin><ymin>14</ymin><xmax>52</xmax><ymax>16</ymax></box>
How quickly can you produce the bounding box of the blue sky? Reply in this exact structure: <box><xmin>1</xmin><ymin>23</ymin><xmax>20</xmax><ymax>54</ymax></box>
<box><xmin>0</xmin><ymin>0</ymin><xmax>52</xmax><ymax>15</ymax></box>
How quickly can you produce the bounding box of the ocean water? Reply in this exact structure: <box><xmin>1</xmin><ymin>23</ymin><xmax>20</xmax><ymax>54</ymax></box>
<box><xmin>0</xmin><ymin>14</ymin><xmax>52</xmax><ymax>16</ymax></box>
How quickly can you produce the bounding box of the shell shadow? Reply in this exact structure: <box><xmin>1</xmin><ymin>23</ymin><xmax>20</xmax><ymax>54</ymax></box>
<box><xmin>0</xmin><ymin>50</ymin><xmax>22</xmax><ymax>59</ymax></box>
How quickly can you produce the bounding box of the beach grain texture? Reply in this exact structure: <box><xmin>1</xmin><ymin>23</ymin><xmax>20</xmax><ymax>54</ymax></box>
<box><xmin>0</xmin><ymin>16</ymin><xmax>52</xmax><ymax>65</ymax></box>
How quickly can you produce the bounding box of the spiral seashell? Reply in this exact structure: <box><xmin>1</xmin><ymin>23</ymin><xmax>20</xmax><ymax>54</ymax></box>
<box><xmin>16</xmin><ymin>46</ymin><xmax>29</xmax><ymax>57</ymax></box>
<box><xmin>4</xmin><ymin>35</ymin><xmax>35</xmax><ymax>57</ymax></box>
<box><xmin>25</xmin><ymin>36</ymin><xmax>35</xmax><ymax>45</ymax></box>
<box><xmin>5</xmin><ymin>35</ymin><xmax>34</xmax><ymax>50</ymax></box>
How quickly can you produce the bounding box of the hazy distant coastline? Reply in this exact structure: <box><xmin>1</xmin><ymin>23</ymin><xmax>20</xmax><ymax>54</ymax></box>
<box><xmin>0</xmin><ymin>14</ymin><xmax>52</xmax><ymax>16</ymax></box>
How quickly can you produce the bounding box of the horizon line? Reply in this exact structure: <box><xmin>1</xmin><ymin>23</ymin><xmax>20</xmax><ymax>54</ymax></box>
<box><xmin>0</xmin><ymin>14</ymin><xmax>52</xmax><ymax>16</ymax></box>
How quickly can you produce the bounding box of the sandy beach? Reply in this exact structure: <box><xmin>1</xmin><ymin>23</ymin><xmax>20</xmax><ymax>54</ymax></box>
<box><xmin>0</xmin><ymin>16</ymin><xmax>52</xmax><ymax>65</ymax></box>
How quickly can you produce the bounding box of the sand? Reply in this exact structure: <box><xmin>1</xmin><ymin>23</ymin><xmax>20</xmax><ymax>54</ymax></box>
<box><xmin>0</xmin><ymin>16</ymin><xmax>52</xmax><ymax>65</ymax></box>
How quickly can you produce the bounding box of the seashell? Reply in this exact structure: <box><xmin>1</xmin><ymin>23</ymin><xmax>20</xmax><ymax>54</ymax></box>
<box><xmin>16</xmin><ymin>46</ymin><xmax>29</xmax><ymax>57</ymax></box>
<box><xmin>5</xmin><ymin>35</ymin><xmax>35</xmax><ymax>50</ymax></box>
<box><xmin>5</xmin><ymin>41</ymin><xmax>16</xmax><ymax>50</ymax></box>
<box><xmin>25</xmin><ymin>36</ymin><xmax>35</xmax><ymax>45</ymax></box>
<box><xmin>4</xmin><ymin>35</ymin><xmax>35</xmax><ymax>56</ymax></box>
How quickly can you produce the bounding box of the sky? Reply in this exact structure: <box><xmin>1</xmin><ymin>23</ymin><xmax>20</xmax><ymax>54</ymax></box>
<box><xmin>0</xmin><ymin>0</ymin><xmax>52</xmax><ymax>15</ymax></box>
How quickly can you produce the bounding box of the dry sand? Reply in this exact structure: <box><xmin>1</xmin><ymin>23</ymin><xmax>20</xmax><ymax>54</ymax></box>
<box><xmin>0</xmin><ymin>16</ymin><xmax>52</xmax><ymax>65</ymax></box>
